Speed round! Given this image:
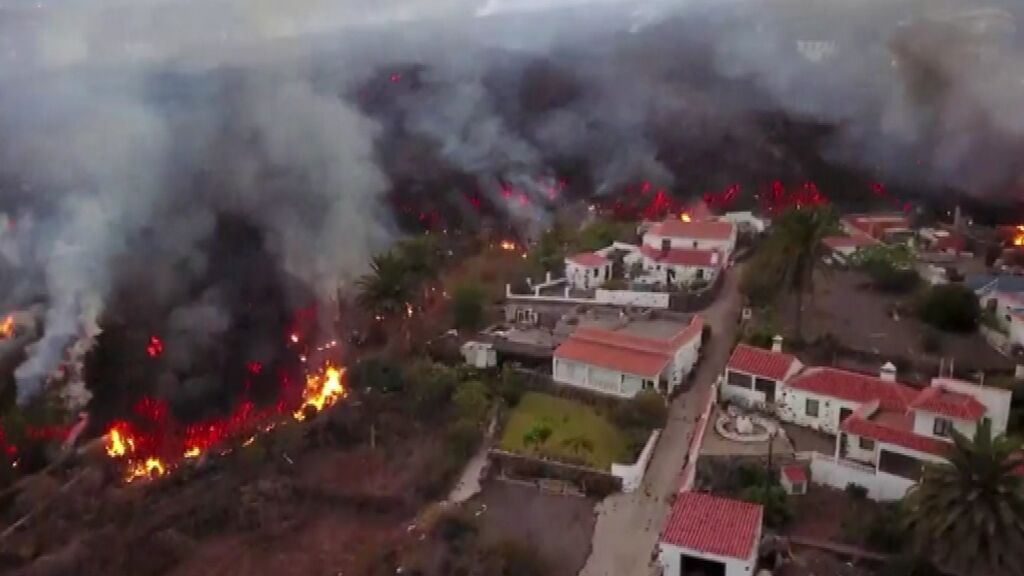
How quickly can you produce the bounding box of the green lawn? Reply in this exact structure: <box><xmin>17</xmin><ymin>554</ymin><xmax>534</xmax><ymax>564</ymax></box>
<box><xmin>498</xmin><ymin>392</ymin><xmax>629</xmax><ymax>470</ymax></box>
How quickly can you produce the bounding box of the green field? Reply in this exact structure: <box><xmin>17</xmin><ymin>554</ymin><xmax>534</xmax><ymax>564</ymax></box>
<box><xmin>498</xmin><ymin>392</ymin><xmax>629</xmax><ymax>470</ymax></box>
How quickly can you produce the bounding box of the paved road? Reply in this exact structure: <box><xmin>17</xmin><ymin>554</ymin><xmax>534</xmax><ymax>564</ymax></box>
<box><xmin>578</xmin><ymin>265</ymin><xmax>746</xmax><ymax>576</ymax></box>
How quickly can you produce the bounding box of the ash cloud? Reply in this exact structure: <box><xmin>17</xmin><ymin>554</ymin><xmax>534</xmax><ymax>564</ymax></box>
<box><xmin>0</xmin><ymin>0</ymin><xmax>1022</xmax><ymax>405</ymax></box>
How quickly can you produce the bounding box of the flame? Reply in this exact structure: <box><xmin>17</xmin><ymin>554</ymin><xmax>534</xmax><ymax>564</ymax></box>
<box><xmin>499</xmin><ymin>240</ymin><xmax>517</xmax><ymax>251</ymax></box>
<box><xmin>126</xmin><ymin>458</ymin><xmax>166</xmax><ymax>482</ymax></box>
<box><xmin>679</xmin><ymin>212</ymin><xmax>692</xmax><ymax>223</ymax></box>
<box><xmin>1014</xmin><ymin>226</ymin><xmax>1024</xmax><ymax>247</ymax></box>
<box><xmin>105</xmin><ymin>425</ymin><xmax>135</xmax><ymax>457</ymax></box>
<box><xmin>183</xmin><ymin>446</ymin><xmax>201</xmax><ymax>459</ymax></box>
<box><xmin>293</xmin><ymin>365</ymin><xmax>347</xmax><ymax>421</ymax></box>
<box><xmin>0</xmin><ymin>315</ymin><xmax>13</xmax><ymax>338</ymax></box>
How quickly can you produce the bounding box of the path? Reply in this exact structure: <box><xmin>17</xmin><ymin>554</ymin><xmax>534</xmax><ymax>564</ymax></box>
<box><xmin>578</xmin><ymin>264</ymin><xmax>746</xmax><ymax>576</ymax></box>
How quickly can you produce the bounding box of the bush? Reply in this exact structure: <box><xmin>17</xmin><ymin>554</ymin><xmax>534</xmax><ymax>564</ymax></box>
<box><xmin>496</xmin><ymin>365</ymin><xmax>527</xmax><ymax>407</ymax></box>
<box><xmin>845</xmin><ymin>482</ymin><xmax>869</xmax><ymax>499</ymax></box>
<box><xmin>917</xmin><ymin>284</ymin><xmax>980</xmax><ymax>333</ymax></box>
<box><xmin>405</xmin><ymin>360</ymin><xmax>459</xmax><ymax>420</ymax></box>
<box><xmin>864</xmin><ymin>260</ymin><xmax>920</xmax><ymax>293</ymax></box>
<box><xmin>445</xmin><ymin>418</ymin><xmax>482</xmax><ymax>459</ymax></box>
<box><xmin>453</xmin><ymin>380</ymin><xmax>490</xmax><ymax>424</ymax></box>
<box><xmin>452</xmin><ymin>282</ymin><xmax>486</xmax><ymax>329</ymax></box>
<box><xmin>920</xmin><ymin>330</ymin><xmax>943</xmax><ymax>354</ymax></box>
<box><xmin>612</xmin><ymin>390</ymin><xmax>667</xmax><ymax>431</ymax></box>
<box><xmin>740</xmin><ymin>484</ymin><xmax>792</xmax><ymax>528</ymax></box>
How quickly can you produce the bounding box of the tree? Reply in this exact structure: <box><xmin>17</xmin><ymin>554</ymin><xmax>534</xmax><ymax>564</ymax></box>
<box><xmin>560</xmin><ymin>435</ymin><xmax>594</xmax><ymax>457</ymax></box>
<box><xmin>771</xmin><ymin>206</ymin><xmax>840</xmax><ymax>339</ymax></box>
<box><xmin>613</xmin><ymin>390</ymin><xmax>668</xmax><ymax>431</ymax></box>
<box><xmin>405</xmin><ymin>359</ymin><xmax>459</xmax><ymax>420</ymax></box>
<box><xmin>452</xmin><ymin>380</ymin><xmax>490</xmax><ymax>424</ymax></box>
<box><xmin>739</xmin><ymin>483</ymin><xmax>792</xmax><ymax>529</ymax></box>
<box><xmin>904</xmin><ymin>420</ymin><xmax>1024</xmax><ymax>576</ymax></box>
<box><xmin>917</xmin><ymin>284</ymin><xmax>980</xmax><ymax>333</ymax></box>
<box><xmin>356</xmin><ymin>251</ymin><xmax>414</xmax><ymax>318</ymax></box>
<box><xmin>452</xmin><ymin>282</ymin><xmax>486</xmax><ymax>330</ymax></box>
<box><xmin>395</xmin><ymin>235</ymin><xmax>440</xmax><ymax>286</ymax></box>
<box><xmin>575</xmin><ymin>218</ymin><xmax>630</xmax><ymax>251</ymax></box>
<box><xmin>522</xmin><ymin>423</ymin><xmax>552</xmax><ymax>452</ymax></box>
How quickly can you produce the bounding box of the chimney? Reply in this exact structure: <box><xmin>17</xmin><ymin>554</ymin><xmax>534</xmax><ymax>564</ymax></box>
<box><xmin>771</xmin><ymin>335</ymin><xmax>783</xmax><ymax>353</ymax></box>
<box><xmin>880</xmin><ymin>361</ymin><xmax>897</xmax><ymax>382</ymax></box>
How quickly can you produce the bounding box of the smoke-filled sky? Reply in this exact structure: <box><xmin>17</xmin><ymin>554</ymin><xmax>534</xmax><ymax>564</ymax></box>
<box><xmin>0</xmin><ymin>0</ymin><xmax>1022</xmax><ymax>403</ymax></box>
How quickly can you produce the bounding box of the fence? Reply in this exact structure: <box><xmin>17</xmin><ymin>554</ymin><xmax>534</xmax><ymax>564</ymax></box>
<box><xmin>488</xmin><ymin>449</ymin><xmax>622</xmax><ymax>498</ymax></box>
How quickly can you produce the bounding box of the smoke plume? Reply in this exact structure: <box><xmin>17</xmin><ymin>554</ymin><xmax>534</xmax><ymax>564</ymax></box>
<box><xmin>0</xmin><ymin>0</ymin><xmax>1022</xmax><ymax>405</ymax></box>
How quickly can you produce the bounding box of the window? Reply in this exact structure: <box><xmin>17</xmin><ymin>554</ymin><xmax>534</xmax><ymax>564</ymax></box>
<box><xmin>696</xmin><ymin>268</ymin><xmax>705</xmax><ymax>280</ymax></box>
<box><xmin>933</xmin><ymin>417</ymin><xmax>954</xmax><ymax>438</ymax></box>
<box><xmin>792</xmin><ymin>481</ymin><xmax>806</xmax><ymax>495</ymax></box>
<box><xmin>805</xmin><ymin>398</ymin><xmax>820</xmax><ymax>417</ymax></box>
<box><xmin>661</xmin><ymin>239</ymin><xmax>670</xmax><ymax>252</ymax></box>
<box><xmin>692</xmin><ymin>241</ymin><xmax>698</xmax><ymax>249</ymax></box>
<box><xmin>727</xmin><ymin>370</ymin><xmax>753</xmax><ymax>389</ymax></box>
<box><xmin>859</xmin><ymin>437</ymin><xmax>875</xmax><ymax>450</ymax></box>
<box><xmin>593</xmin><ymin>268</ymin><xmax>599</xmax><ymax>278</ymax></box>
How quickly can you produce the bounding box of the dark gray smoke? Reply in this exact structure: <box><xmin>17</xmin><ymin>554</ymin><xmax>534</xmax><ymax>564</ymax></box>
<box><xmin>0</xmin><ymin>0</ymin><xmax>1022</xmax><ymax>405</ymax></box>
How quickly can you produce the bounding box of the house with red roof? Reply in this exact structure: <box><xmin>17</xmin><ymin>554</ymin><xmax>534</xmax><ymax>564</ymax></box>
<box><xmin>552</xmin><ymin>315</ymin><xmax>704</xmax><ymax>397</ymax></box>
<box><xmin>658</xmin><ymin>491</ymin><xmax>763</xmax><ymax>576</ymax></box>
<box><xmin>719</xmin><ymin>340</ymin><xmax>1015</xmax><ymax>500</ymax></box>
<box><xmin>564</xmin><ymin>251</ymin><xmax>612</xmax><ymax>290</ymax></box>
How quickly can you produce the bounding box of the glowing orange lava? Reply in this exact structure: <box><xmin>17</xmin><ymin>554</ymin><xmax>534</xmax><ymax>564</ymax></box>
<box><xmin>183</xmin><ymin>446</ymin><xmax>201</xmax><ymax>459</ymax></box>
<box><xmin>0</xmin><ymin>315</ymin><xmax>14</xmax><ymax>339</ymax></box>
<box><xmin>679</xmin><ymin>212</ymin><xmax>692</xmax><ymax>223</ymax></box>
<box><xmin>105</xmin><ymin>425</ymin><xmax>134</xmax><ymax>457</ymax></box>
<box><xmin>293</xmin><ymin>365</ymin><xmax>347</xmax><ymax>421</ymax></box>
<box><xmin>1014</xmin><ymin>226</ymin><xmax>1024</xmax><ymax>246</ymax></box>
<box><xmin>126</xmin><ymin>458</ymin><xmax>166</xmax><ymax>483</ymax></box>
<box><xmin>499</xmin><ymin>240</ymin><xmax>517</xmax><ymax>251</ymax></box>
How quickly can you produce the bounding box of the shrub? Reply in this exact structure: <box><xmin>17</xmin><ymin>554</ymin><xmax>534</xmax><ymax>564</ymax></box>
<box><xmin>920</xmin><ymin>331</ymin><xmax>942</xmax><ymax>354</ymax></box>
<box><xmin>917</xmin><ymin>284</ymin><xmax>980</xmax><ymax>333</ymax></box>
<box><xmin>864</xmin><ymin>260</ymin><xmax>920</xmax><ymax>293</ymax></box>
<box><xmin>453</xmin><ymin>380</ymin><xmax>490</xmax><ymax>424</ymax></box>
<box><xmin>740</xmin><ymin>484</ymin><xmax>792</xmax><ymax>528</ymax></box>
<box><xmin>445</xmin><ymin>418</ymin><xmax>482</xmax><ymax>459</ymax></box>
<box><xmin>406</xmin><ymin>360</ymin><xmax>459</xmax><ymax>420</ymax></box>
<box><xmin>613</xmin><ymin>390</ymin><xmax>667</xmax><ymax>431</ymax></box>
<box><xmin>845</xmin><ymin>482</ymin><xmax>869</xmax><ymax>499</ymax></box>
<box><xmin>496</xmin><ymin>365</ymin><xmax>527</xmax><ymax>407</ymax></box>
<box><xmin>452</xmin><ymin>282</ymin><xmax>486</xmax><ymax>329</ymax></box>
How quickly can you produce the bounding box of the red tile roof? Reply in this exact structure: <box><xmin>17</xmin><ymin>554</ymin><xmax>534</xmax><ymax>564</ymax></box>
<box><xmin>841</xmin><ymin>410</ymin><xmax>951</xmax><ymax>457</ymax></box>
<box><xmin>554</xmin><ymin>337</ymin><xmax>670</xmax><ymax>377</ymax></box>
<box><xmin>726</xmin><ymin>344</ymin><xmax>799</xmax><ymax>381</ymax></box>
<box><xmin>843</xmin><ymin>214</ymin><xmax>910</xmax><ymax>240</ymax></box>
<box><xmin>554</xmin><ymin>316</ymin><xmax>704</xmax><ymax>377</ymax></box>
<box><xmin>661</xmin><ymin>492</ymin><xmax>762</xmax><ymax>560</ymax></box>
<box><xmin>786</xmin><ymin>367</ymin><xmax>918</xmax><ymax>410</ymax></box>
<box><xmin>782</xmin><ymin>464</ymin><xmax>807</xmax><ymax>485</ymax></box>
<box><xmin>909</xmin><ymin>386</ymin><xmax>987</xmax><ymax>421</ymax></box>
<box><xmin>641</xmin><ymin>245</ymin><xmax>720</xmax><ymax>267</ymax></box>
<box><xmin>822</xmin><ymin>235</ymin><xmax>876</xmax><ymax>250</ymax></box>
<box><xmin>566</xmin><ymin>252</ymin><xmax>608</xmax><ymax>267</ymax></box>
<box><xmin>648</xmin><ymin>218</ymin><xmax>735</xmax><ymax>241</ymax></box>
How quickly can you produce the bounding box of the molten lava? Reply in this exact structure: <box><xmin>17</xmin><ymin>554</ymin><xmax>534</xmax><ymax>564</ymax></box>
<box><xmin>293</xmin><ymin>365</ymin><xmax>347</xmax><ymax>421</ymax></box>
<box><xmin>146</xmin><ymin>335</ymin><xmax>164</xmax><ymax>358</ymax></box>
<box><xmin>0</xmin><ymin>315</ymin><xmax>14</xmax><ymax>339</ymax></box>
<box><xmin>126</xmin><ymin>458</ymin><xmax>167</xmax><ymax>483</ymax></box>
<box><xmin>105</xmin><ymin>423</ymin><xmax>135</xmax><ymax>457</ymax></box>
<box><xmin>1013</xmin><ymin>226</ymin><xmax>1024</xmax><ymax>247</ymax></box>
<box><xmin>499</xmin><ymin>240</ymin><xmax>517</xmax><ymax>251</ymax></box>
<box><xmin>679</xmin><ymin>212</ymin><xmax>692</xmax><ymax>222</ymax></box>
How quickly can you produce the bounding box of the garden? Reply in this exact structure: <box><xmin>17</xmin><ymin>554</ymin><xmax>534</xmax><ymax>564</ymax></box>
<box><xmin>497</xmin><ymin>390</ymin><xmax>665</xmax><ymax>470</ymax></box>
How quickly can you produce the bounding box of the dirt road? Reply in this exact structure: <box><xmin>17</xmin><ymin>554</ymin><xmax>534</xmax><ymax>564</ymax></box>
<box><xmin>578</xmin><ymin>264</ymin><xmax>746</xmax><ymax>576</ymax></box>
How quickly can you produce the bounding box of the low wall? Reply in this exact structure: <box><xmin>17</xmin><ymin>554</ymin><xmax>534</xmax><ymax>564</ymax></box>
<box><xmin>611</xmin><ymin>429</ymin><xmax>661</xmax><ymax>493</ymax></box>
<box><xmin>679</xmin><ymin>378</ymin><xmax>720</xmax><ymax>492</ymax></box>
<box><xmin>594</xmin><ymin>289</ymin><xmax>670</xmax><ymax>308</ymax></box>
<box><xmin>488</xmin><ymin>448</ymin><xmax>621</xmax><ymax>498</ymax></box>
<box><xmin>807</xmin><ymin>453</ymin><xmax>913</xmax><ymax>501</ymax></box>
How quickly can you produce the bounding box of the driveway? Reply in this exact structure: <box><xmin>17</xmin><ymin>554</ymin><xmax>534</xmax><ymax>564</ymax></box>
<box><xmin>578</xmin><ymin>264</ymin><xmax>746</xmax><ymax>576</ymax></box>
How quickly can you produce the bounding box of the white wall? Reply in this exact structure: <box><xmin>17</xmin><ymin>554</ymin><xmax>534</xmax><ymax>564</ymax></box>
<box><xmin>594</xmin><ymin>289</ymin><xmax>670</xmax><ymax>308</ymax></box>
<box><xmin>551</xmin><ymin>358</ymin><xmax>651</xmax><ymax>398</ymax></box>
<box><xmin>565</xmin><ymin>260</ymin><xmax>611</xmax><ymax>290</ymax></box>
<box><xmin>612</xmin><ymin>430</ymin><xmax>660</xmax><ymax>491</ymax></box>
<box><xmin>659</xmin><ymin>543</ymin><xmax>756</xmax><ymax>576</ymax></box>
<box><xmin>911</xmin><ymin>411</ymin><xmax>976</xmax><ymax>440</ymax></box>
<box><xmin>643</xmin><ymin>231</ymin><xmax>736</xmax><ymax>258</ymax></box>
<box><xmin>808</xmin><ymin>453</ymin><xmax>915</xmax><ymax>502</ymax></box>
<box><xmin>934</xmin><ymin>378</ymin><xmax>1013</xmax><ymax>436</ymax></box>
<box><xmin>776</xmin><ymin>387</ymin><xmax>860</xmax><ymax>435</ymax></box>
<box><xmin>842</xmin><ymin>432</ymin><xmax>877</xmax><ymax>465</ymax></box>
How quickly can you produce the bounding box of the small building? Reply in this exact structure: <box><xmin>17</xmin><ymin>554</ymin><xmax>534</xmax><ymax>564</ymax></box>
<box><xmin>780</xmin><ymin>464</ymin><xmax>808</xmax><ymax>495</ymax></box>
<box><xmin>842</xmin><ymin>213</ymin><xmax>911</xmax><ymax>242</ymax></box>
<box><xmin>552</xmin><ymin>315</ymin><xmax>703</xmax><ymax>397</ymax></box>
<box><xmin>979</xmin><ymin>291</ymin><xmax>1024</xmax><ymax>351</ymax></box>
<box><xmin>639</xmin><ymin>245</ymin><xmax>721</xmax><ymax>286</ymax></box>
<box><xmin>720</xmin><ymin>339</ymin><xmax>803</xmax><ymax>408</ymax></box>
<box><xmin>720</xmin><ymin>211</ymin><xmax>768</xmax><ymax>235</ymax></box>
<box><xmin>918</xmin><ymin>228</ymin><xmax>965</xmax><ymax>254</ymax></box>
<box><xmin>564</xmin><ymin>252</ymin><xmax>612</xmax><ymax>290</ymax></box>
<box><xmin>460</xmin><ymin>341</ymin><xmax>497</xmax><ymax>369</ymax></box>
<box><xmin>659</xmin><ymin>492</ymin><xmax>763</xmax><ymax>576</ymax></box>
<box><xmin>821</xmin><ymin>234</ymin><xmax>876</xmax><ymax>262</ymax></box>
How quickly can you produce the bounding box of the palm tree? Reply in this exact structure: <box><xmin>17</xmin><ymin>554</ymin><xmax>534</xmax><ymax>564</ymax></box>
<box><xmin>771</xmin><ymin>206</ymin><xmax>839</xmax><ymax>340</ymax></box>
<box><xmin>356</xmin><ymin>251</ymin><xmax>414</xmax><ymax>318</ymax></box>
<box><xmin>522</xmin><ymin>423</ymin><xmax>552</xmax><ymax>453</ymax></box>
<box><xmin>904</xmin><ymin>420</ymin><xmax>1024</xmax><ymax>576</ymax></box>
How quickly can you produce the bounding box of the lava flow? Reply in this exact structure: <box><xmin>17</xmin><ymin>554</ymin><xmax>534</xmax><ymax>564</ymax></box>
<box><xmin>0</xmin><ymin>315</ymin><xmax>14</xmax><ymax>339</ymax></box>
<box><xmin>102</xmin><ymin>361</ymin><xmax>347</xmax><ymax>482</ymax></box>
<box><xmin>1013</xmin><ymin>225</ymin><xmax>1024</xmax><ymax>247</ymax></box>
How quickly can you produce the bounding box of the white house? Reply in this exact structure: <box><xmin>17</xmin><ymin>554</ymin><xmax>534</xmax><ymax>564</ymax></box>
<box><xmin>980</xmin><ymin>290</ymin><xmax>1024</xmax><ymax>350</ymax></box>
<box><xmin>639</xmin><ymin>245</ymin><xmax>721</xmax><ymax>286</ymax></box>
<box><xmin>659</xmin><ymin>491</ymin><xmax>763</xmax><ymax>576</ymax></box>
<box><xmin>642</xmin><ymin>217</ymin><xmax>737</xmax><ymax>261</ymax></box>
<box><xmin>564</xmin><ymin>252</ymin><xmax>612</xmax><ymax>290</ymax></box>
<box><xmin>552</xmin><ymin>315</ymin><xmax>703</xmax><ymax>397</ymax></box>
<box><xmin>720</xmin><ymin>341</ymin><xmax>1020</xmax><ymax>501</ymax></box>
<box><xmin>720</xmin><ymin>338</ymin><xmax>803</xmax><ymax>408</ymax></box>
